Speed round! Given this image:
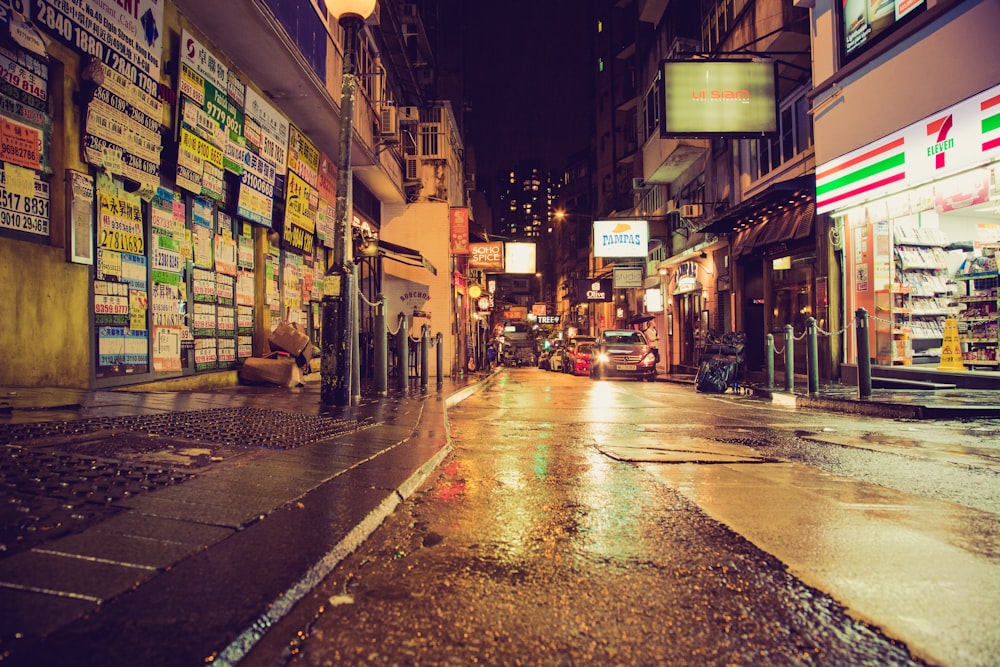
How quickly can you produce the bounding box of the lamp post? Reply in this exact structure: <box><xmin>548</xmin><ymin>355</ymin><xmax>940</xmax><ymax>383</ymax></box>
<box><xmin>321</xmin><ymin>0</ymin><xmax>377</xmax><ymax>406</ymax></box>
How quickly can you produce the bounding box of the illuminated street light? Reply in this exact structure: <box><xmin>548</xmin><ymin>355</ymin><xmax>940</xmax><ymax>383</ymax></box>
<box><xmin>321</xmin><ymin>0</ymin><xmax>378</xmax><ymax>406</ymax></box>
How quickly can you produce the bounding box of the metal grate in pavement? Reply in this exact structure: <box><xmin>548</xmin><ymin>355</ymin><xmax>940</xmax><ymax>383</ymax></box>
<box><xmin>0</xmin><ymin>407</ymin><xmax>363</xmax><ymax>449</ymax></box>
<box><xmin>0</xmin><ymin>408</ymin><xmax>366</xmax><ymax>558</ymax></box>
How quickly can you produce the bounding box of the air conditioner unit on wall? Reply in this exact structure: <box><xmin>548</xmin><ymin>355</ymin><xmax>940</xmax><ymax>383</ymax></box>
<box><xmin>681</xmin><ymin>204</ymin><xmax>703</xmax><ymax>218</ymax></box>
<box><xmin>379</xmin><ymin>105</ymin><xmax>398</xmax><ymax>137</ymax></box>
<box><xmin>404</xmin><ymin>156</ymin><xmax>419</xmax><ymax>182</ymax></box>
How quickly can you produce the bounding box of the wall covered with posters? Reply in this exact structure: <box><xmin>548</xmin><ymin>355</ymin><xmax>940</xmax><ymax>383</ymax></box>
<box><xmin>0</xmin><ymin>1</ymin><xmax>338</xmax><ymax>388</ymax></box>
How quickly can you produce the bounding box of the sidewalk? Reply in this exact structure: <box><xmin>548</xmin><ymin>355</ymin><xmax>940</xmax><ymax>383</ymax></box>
<box><xmin>0</xmin><ymin>374</ymin><xmax>490</xmax><ymax>667</ymax></box>
<box><xmin>658</xmin><ymin>372</ymin><xmax>1000</xmax><ymax>419</ymax></box>
<box><xmin>1</xmin><ymin>370</ymin><xmax>997</xmax><ymax>665</ymax></box>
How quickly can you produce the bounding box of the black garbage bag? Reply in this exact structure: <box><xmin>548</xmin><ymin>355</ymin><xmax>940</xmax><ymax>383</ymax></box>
<box><xmin>696</xmin><ymin>358</ymin><xmax>734</xmax><ymax>393</ymax></box>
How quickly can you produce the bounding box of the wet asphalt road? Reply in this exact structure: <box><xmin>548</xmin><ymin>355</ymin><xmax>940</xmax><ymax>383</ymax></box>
<box><xmin>242</xmin><ymin>369</ymin><xmax>1000</xmax><ymax>666</ymax></box>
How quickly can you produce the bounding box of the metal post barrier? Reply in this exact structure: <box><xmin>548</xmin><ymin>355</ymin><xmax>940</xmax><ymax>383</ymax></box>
<box><xmin>420</xmin><ymin>324</ymin><xmax>429</xmax><ymax>390</ymax></box>
<box><xmin>374</xmin><ymin>296</ymin><xmax>387</xmax><ymax>396</ymax></box>
<box><xmin>784</xmin><ymin>324</ymin><xmax>794</xmax><ymax>393</ymax></box>
<box><xmin>765</xmin><ymin>333</ymin><xmax>775</xmax><ymax>389</ymax></box>
<box><xmin>855</xmin><ymin>308</ymin><xmax>872</xmax><ymax>398</ymax></box>
<box><xmin>807</xmin><ymin>317</ymin><xmax>819</xmax><ymax>396</ymax></box>
<box><xmin>436</xmin><ymin>332</ymin><xmax>444</xmax><ymax>388</ymax></box>
<box><xmin>397</xmin><ymin>314</ymin><xmax>409</xmax><ymax>394</ymax></box>
<box><xmin>351</xmin><ymin>264</ymin><xmax>360</xmax><ymax>404</ymax></box>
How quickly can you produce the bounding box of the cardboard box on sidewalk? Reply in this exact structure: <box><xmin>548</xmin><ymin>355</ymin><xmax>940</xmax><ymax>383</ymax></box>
<box><xmin>268</xmin><ymin>322</ymin><xmax>310</xmax><ymax>357</ymax></box>
<box><xmin>238</xmin><ymin>353</ymin><xmax>304</xmax><ymax>387</ymax></box>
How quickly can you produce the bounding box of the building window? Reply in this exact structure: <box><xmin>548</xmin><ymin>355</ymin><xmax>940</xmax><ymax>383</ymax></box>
<box><xmin>751</xmin><ymin>86</ymin><xmax>812</xmax><ymax>179</ymax></box>
<box><xmin>643</xmin><ymin>82</ymin><xmax>658</xmax><ymax>140</ymax></box>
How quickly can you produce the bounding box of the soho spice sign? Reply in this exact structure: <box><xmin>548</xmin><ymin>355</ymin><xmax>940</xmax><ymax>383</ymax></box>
<box><xmin>468</xmin><ymin>241</ymin><xmax>504</xmax><ymax>270</ymax></box>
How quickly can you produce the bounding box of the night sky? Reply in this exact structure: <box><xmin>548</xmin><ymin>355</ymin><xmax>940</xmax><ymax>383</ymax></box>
<box><xmin>461</xmin><ymin>1</ymin><xmax>593</xmax><ymax>190</ymax></box>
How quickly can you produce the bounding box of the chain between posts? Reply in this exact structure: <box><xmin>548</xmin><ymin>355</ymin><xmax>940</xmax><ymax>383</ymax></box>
<box><xmin>765</xmin><ymin>317</ymin><xmax>860</xmax><ymax>393</ymax></box>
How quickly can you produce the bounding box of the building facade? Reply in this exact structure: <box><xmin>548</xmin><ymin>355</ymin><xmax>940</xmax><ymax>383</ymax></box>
<box><xmin>0</xmin><ymin>0</ymin><xmax>471</xmax><ymax>390</ymax></box>
<box><xmin>810</xmin><ymin>0</ymin><xmax>1000</xmax><ymax>380</ymax></box>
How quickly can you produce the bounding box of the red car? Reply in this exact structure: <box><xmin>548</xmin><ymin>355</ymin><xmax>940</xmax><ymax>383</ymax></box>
<box><xmin>569</xmin><ymin>341</ymin><xmax>594</xmax><ymax>376</ymax></box>
<box><xmin>561</xmin><ymin>336</ymin><xmax>596</xmax><ymax>374</ymax></box>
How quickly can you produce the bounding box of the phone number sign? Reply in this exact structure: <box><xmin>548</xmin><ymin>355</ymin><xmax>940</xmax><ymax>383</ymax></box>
<box><xmin>0</xmin><ymin>168</ymin><xmax>49</xmax><ymax>236</ymax></box>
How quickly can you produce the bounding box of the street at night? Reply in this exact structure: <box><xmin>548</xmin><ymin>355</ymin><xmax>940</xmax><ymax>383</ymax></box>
<box><xmin>242</xmin><ymin>369</ymin><xmax>1000</xmax><ymax>667</ymax></box>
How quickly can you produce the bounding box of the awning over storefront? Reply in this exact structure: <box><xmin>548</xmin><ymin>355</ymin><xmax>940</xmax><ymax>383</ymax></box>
<box><xmin>696</xmin><ymin>175</ymin><xmax>813</xmax><ymax>235</ymax></box>
<box><xmin>378</xmin><ymin>240</ymin><xmax>437</xmax><ymax>275</ymax></box>
<box><xmin>692</xmin><ymin>175</ymin><xmax>815</xmax><ymax>258</ymax></box>
<box><xmin>731</xmin><ymin>201</ymin><xmax>815</xmax><ymax>257</ymax></box>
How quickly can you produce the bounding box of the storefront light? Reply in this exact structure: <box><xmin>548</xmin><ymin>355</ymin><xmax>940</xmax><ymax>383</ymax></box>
<box><xmin>772</xmin><ymin>256</ymin><xmax>791</xmax><ymax>270</ymax></box>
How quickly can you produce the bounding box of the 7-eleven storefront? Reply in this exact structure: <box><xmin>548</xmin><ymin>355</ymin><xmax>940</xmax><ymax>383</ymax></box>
<box><xmin>817</xmin><ymin>83</ymin><xmax>1000</xmax><ymax>379</ymax></box>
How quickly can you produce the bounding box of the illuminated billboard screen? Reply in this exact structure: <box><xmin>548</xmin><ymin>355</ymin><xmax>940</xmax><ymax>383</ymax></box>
<box><xmin>593</xmin><ymin>219</ymin><xmax>649</xmax><ymax>258</ymax></box>
<box><xmin>842</xmin><ymin>0</ymin><xmax>925</xmax><ymax>62</ymax></box>
<box><xmin>661</xmin><ymin>60</ymin><xmax>778</xmax><ymax>137</ymax></box>
<box><xmin>504</xmin><ymin>242</ymin><xmax>536</xmax><ymax>274</ymax></box>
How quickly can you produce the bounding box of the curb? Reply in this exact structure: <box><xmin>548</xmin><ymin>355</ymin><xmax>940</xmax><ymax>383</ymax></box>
<box><xmin>211</xmin><ymin>374</ymin><xmax>491</xmax><ymax>666</ymax></box>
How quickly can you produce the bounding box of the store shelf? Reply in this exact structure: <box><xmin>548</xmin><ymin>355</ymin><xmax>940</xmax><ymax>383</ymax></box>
<box><xmin>955</xmin><ymin>268</ymin><xmax>998</xmax><ymax>370</ymax></box>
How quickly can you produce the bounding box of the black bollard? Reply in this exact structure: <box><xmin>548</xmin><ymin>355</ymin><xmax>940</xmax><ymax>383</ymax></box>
<box><xmin>375</xmin><ymin>296</ymin><xmax>387</xmax><ymax>396</ymax></box>
<box><xmin>397</xmin><ymin>314</ymin><xmax>409</xmax><ymax>394</ymax></box>
<box><xmin>766</xmin><ymin>333</ymin><xmax>775</xmax><ymax>389</ymax></box>
<box><xmin>436</xmin><ymin>332</ymin><xmax>444</xmax><ymax>388</ymax></box>
<box><xmin>855</xmin><ymin>308</ymin><xmax>872</xmax><ymax>398</ymax></box>
<box><xmin>807</xmin><ymin>317</ymin><xmax>819</xmax><ymax>396</ymax></box>
<box><xmin>784</xmin><ymin>324</ymin><xmax>794</xmax><ymax>393</ymax></box>
<box><xmin>420</xmin><ymin>324</ymin><xmax>429</xmax><ymax>390</ymax></box>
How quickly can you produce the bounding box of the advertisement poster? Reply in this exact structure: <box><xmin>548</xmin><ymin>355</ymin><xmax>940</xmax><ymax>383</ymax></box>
<box><xmin>95</xmin><ymin>187</ymin><xmax>148</xmax><ymax>377</ymax></box>
<box><xmin>843</xmin><ymin>0</ymin><xmax>924</xmax><ymax>60</ymax></box>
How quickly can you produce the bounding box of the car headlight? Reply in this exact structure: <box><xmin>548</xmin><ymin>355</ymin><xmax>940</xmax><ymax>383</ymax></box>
<box><xmin>597</xmin><ymin>352</ymin><xmax>609</xmax><ymax>364</ymax></box>
<box><xmin>640</xmin><ymin>351</ymin><xmax>656</xmax><ymax>365</ymax></box>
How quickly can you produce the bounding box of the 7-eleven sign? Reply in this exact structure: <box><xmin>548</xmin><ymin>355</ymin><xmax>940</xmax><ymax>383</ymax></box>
<box><xmin>926</xmin><ymin>114</ymin><xmax>954</xmax><ymax>170</ymax></box>
<box><xmin>817</xmin><ymin>83</ymin><xmax>1000</xmax><ymax>214</ymax></box>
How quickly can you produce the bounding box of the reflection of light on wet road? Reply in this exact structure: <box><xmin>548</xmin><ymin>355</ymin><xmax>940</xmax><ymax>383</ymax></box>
<box><xmin>585</xmin><ymin>379</ymin><xmax>620</xmax><ymax>416</ymax></box>
<box><xmin>432</xmin><ymin>460</ymin><xmax>467</xmax><ymax>501</ymax></box>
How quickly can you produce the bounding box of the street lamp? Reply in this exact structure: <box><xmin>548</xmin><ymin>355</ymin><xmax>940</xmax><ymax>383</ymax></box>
<box><xmin>321</xmin><ymin>0</ymin><xmax>377</xmax><ymax>406</ymax></box>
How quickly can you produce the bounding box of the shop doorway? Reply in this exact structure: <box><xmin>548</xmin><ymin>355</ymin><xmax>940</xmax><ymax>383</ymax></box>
<box><xmin>678</xmin><ymin>293</ymin><xmax>702</xmax><ymax>370</ymax></box>
<box><xmin>745</xmin><ymin>299</ymin><xmax>765</xmax><ymax>372</ymax></box>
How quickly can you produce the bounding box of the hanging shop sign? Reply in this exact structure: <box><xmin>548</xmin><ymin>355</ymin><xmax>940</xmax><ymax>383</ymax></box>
<box><xmin>577</xmin><ymin>278</ymin><xmax>613</xmax><ymax>302</ymax></box>
<box><xmin>469</xmin><ymin>241</ymin><xmax>504</xmax><ymax>270</ymax></box>
<box><xmin>593</xmin><ymin>219</ymin><xmax>648</xmax><ymax>257</ymax></box>
<box><xmin>613</xmin><ymin>266</ymin><xmax>643</xmax><ymax>288</ymax></box>
<box><xmin>817</xmin><ymin>83</ymin><xmax>1000</xmax><ymax>213</ymax></box>
<box><xmin>450</xmin><ymin>207</ymin><xmax>469</xmax><ymax>254</ymax></box>
<box><xmin>673</xmin><ymin>261</ymin><xmax>702</xmax><ymax>295</ymax></box>
<box><xmin>661</xmin><ymin>60</ymin><xmax>778</xmax><ymax>137</ymax></box>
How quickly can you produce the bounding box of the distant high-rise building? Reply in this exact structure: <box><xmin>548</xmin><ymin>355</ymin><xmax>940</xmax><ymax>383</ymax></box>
<box><xmin>495</xmin><ymin>162</ymin><xmax>559</xmax><ymax>241</ymax></box>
